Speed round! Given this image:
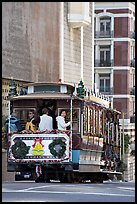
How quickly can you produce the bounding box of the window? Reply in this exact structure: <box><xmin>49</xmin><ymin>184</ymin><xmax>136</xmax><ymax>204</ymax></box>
<box><xmin>99</xmin><ymin>74</ymin><xmax>110</xmax><ymax>93</ymax></box>
<box><xmin>34</xmin><ymin>85</ymin><xmax>60</xmax><ymax>93</ymax></box>
<box><xmin>130</xmin><ymin>17</ymin><xmax>134</xmax><ymax>31</ymax></box>
<box><xmin>100</xmin><ymin>45</ymin><xmax>111</xmax><ymax>66</ymax></box>
<box><xmin>58</xmin><ymin>108</ymin><xmax>80</xmax><ymax>132</ymax></box>
<box><xmin>94</xmin><ymin>17</ymin><xmax>96</xmax><ymax>35</ymax></box>
<box><xmin>13</xmin><ymin>108</ymin><xmax>36</xmax><ymax>130</ymax></box>
<box><xmin>100</xmin><ymin>17</ymin><xmax>111</xmax><ymax>34</ymax></box>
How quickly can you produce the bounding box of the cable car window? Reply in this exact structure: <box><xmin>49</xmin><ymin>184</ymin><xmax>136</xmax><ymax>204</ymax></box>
<box><xmin>58</xmin><ymin>108</ymin><xmax>80</xmax><ymax>133</ymax></box>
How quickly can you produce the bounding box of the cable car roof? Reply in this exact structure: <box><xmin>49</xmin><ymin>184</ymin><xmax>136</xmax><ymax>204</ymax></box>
<box><xmin>9</xmin><ymin>92</ymin><xmax>121</xmax><ymax>114</ymax></box>
<box><xmin>22</xmin><ymin>82</ymin><xmax>75</xmax><ymax>88</ymax></box>
<box><xmin>9</xmin><ymin>92</ymin><xmax>74</xmax><ymax>101</ymax></box>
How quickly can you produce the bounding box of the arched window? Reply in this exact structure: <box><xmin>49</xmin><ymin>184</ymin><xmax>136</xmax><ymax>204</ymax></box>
<box><xmin>100</xmin><ymin>16</ymin><xmax>111</xmax><ymax>36</ymax></box>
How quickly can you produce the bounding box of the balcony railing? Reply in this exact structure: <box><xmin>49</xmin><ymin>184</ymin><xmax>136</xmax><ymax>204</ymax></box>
<box><xmin>130</xmin><ymin>87</ymin><xmax>135</xmax><ymax>95</ymax></box>
<box><xmin>130</xmin><ymin>59</ymin><xmax>135</xmax><ymax>67</ymax></box>
<box><xmin>94</xmin><ymin>60</ymin><xmax>114</xmax><ymax>67</ymax></box>
<box><xmin>130</xmin><ymin>115</ymin><xmax>135</xmax><ymax>123</ymax></box>
<box><xmin>95</xmin><ymin>31</ymin><xmax>114</xmax><ymax>38</ymax></box>
<box><xmin>99</xmin><ymin>87</ymin><xmax>113</xmax><ymax>95</ymax></box>
<box><xmin>130</xmin><ymin>31</ymin><xmax>135</xmax><ymax>39</ymax></box>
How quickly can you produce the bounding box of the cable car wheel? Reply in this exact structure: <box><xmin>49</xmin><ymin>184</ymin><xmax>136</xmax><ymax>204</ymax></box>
<box><xmin>59</xmin><ymin>172</ymin><xmax>74</xmax><ymax>183</ymax></box>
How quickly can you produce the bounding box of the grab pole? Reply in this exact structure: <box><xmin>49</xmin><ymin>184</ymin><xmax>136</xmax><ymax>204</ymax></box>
<box><xmin>70</xmin><ymin>96</ymin><xmax>73</xmax><ymax>161</ymax></box>
<box><xmin>8</xmin><ymin>100</ymin><xmax>11</xmax><ymax>134</ymax></box>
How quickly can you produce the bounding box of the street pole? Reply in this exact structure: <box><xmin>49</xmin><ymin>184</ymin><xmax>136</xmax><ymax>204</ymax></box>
<box><xmin>119</xmin><ymin>127</ymin><xmax>121</xmax><ymax>160</ymax></box>
<box><xmin>122</xmin><ymin>112</ymin><xmax>124</xmax><ymax>160</ymax></box>
<box><xmin>122</xmin><ymin>112</ymin><xmax>125</xmax><ymax>181</ymax></box>
<box><xmin>108</xmin><ymin>121</ymin><xmax>109</xmax><ymax>144</ymax></box>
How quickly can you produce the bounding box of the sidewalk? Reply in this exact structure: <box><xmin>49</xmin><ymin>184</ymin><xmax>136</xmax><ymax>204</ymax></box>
<box><xmin>103</xmin><ymin>179</ymin><xmax>135</xmax><ymax>184</ymax></box>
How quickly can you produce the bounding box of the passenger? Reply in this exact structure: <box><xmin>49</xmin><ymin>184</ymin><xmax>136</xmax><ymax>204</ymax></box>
<box><xmin>46</xmin><ymin>101</ymin><xmax>57</xmax><ymax>129</ymax></box>
<box><xmin>31</xmin><ymin>115</ymin><xmax>41</xmax><ymax>130</ymax></box>
<box><xmin>56</xmin><ymin>110</ymin><xmax>71</xmax><ymax>131</ymax></box>
<box><xmin>39</xmin><ymin>108</ymin><xmax>53</xmax><ymax>131</ymax></box>
<box><xmin>5</xmin><ymin>111</ymin><xmax>22</xmax><ymax>133</ymax></box>
<box><xmin>25</xmin><ymin>110</ymin><xmax>37</xmax><ymax>132</ymax></box>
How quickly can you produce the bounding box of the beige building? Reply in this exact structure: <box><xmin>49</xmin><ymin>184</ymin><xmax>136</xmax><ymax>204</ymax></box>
<box><xmin>2</xmin><ymin>2</ymin><xmax>95</xmax><ymax>116</ymax></box>
<box><xmin>2</xmin><ymin>4</ymin><xmax>94</xmax><ymax>86</ymax></box>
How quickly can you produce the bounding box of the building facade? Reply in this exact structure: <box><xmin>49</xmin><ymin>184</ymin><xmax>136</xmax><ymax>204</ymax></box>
<box><xmin>94</xmin><ymin>2</ymin><xmax>135</xmax><ymax>181</ymax></box>
<box><xmin>3</xmin><ymin>2</ymin><xmax>134</xmax><ymax>181</ymax></box>
<box><xmin>2</xmin><ymin>2</ymin><xmax>95</xmax><ymax>116</ymax></box>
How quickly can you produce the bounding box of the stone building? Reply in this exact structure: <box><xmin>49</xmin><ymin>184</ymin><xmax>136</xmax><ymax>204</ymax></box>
<box><xmin>2</xmin><ymin>2</ymin><xmax>94</xmax><ymax>116</ymax></box>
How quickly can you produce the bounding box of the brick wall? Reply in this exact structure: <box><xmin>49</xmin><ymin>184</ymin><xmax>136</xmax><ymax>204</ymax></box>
<box><xmin>113</xmin><ymin>70</ymin><xmax>130</xmax><ymax>94</ymax></box>
<box><xmin>114</xmin><ymin>41</ymin><xmax>130</xmax><ymax>66</ymax></box>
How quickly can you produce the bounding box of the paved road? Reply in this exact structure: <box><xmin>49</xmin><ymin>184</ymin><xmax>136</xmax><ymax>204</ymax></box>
<box><xmin>2</xmin><ymin>181</ymin><xmax>135</xmax><ymax>202</ymax></box>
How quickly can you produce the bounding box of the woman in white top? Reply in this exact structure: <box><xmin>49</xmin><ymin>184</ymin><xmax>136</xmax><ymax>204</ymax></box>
<box><xmin>56</xmin><ymin>110</ymin><xmax>71</xmax><ymax>131</ymax></box>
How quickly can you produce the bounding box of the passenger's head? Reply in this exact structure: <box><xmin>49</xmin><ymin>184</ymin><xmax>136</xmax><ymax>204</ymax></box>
<box><xmin>28</xmin><ymin>110</ymin><xmax>35</xmax><ymax>118</ymax></box>
<box><xmin>32</xmin><ymin>115</ymin><xmax>40</xmax><ymax>125</ymax></box>
<box><xmin>11</xmin><ymin>111</ymin><xmax>18</xmax><ymax>118</ymax></box>
<box><xmin>60</xmin><ymin>110</ymin><xmax>66</xmax><ymax>118</ymax></box>
<box><xmin>42</xmin><ymin>108</ymin><xmax>49</xmax><ymax>115</ymax></box>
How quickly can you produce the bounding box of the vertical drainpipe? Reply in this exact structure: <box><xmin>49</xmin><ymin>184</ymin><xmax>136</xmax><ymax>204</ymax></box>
<box><xmin>60</xmin><ymin>2</ymin><xmax>64</xmax><ymax>83</ymax></box>
<box><xmin>111</xmin><ymin>15</ymin><xmax>114</xmax><ymax>108</ymax></box>
<box><xmin>80</xmin><ymin>26</ymin><xmax>84</xmax><ymax>139</ymax></box>
<box><xmin>91</xmin><ymin>2</ymin><xmax>94</xmax><ymax>91</ymax></box>
<box><xmin>80</xmin><ymin>22</ymin><xmax>84</xmax><ymax>138</ymax></box>
<box><xmin>81</xmin><ymin>26</ymin><xmax>83</xmax><ymax>81</ymax></box>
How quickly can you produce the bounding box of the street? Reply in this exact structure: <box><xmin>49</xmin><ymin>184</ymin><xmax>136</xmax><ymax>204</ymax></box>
<box><xmin>2</xmin><ymin>180</ymin><xmax>135</xmax><ymax>202</ymax></box>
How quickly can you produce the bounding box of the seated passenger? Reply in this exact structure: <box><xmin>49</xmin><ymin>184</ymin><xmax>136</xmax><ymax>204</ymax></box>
<box><xmin>5</xmin><ymin>111</ymin><xmax>22</xmax><ymax>133</ymax></box>
<box><xmin>25</xmin><ymin>110</ymin><xmax>37</xmax><ymax>132</ymax></box>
